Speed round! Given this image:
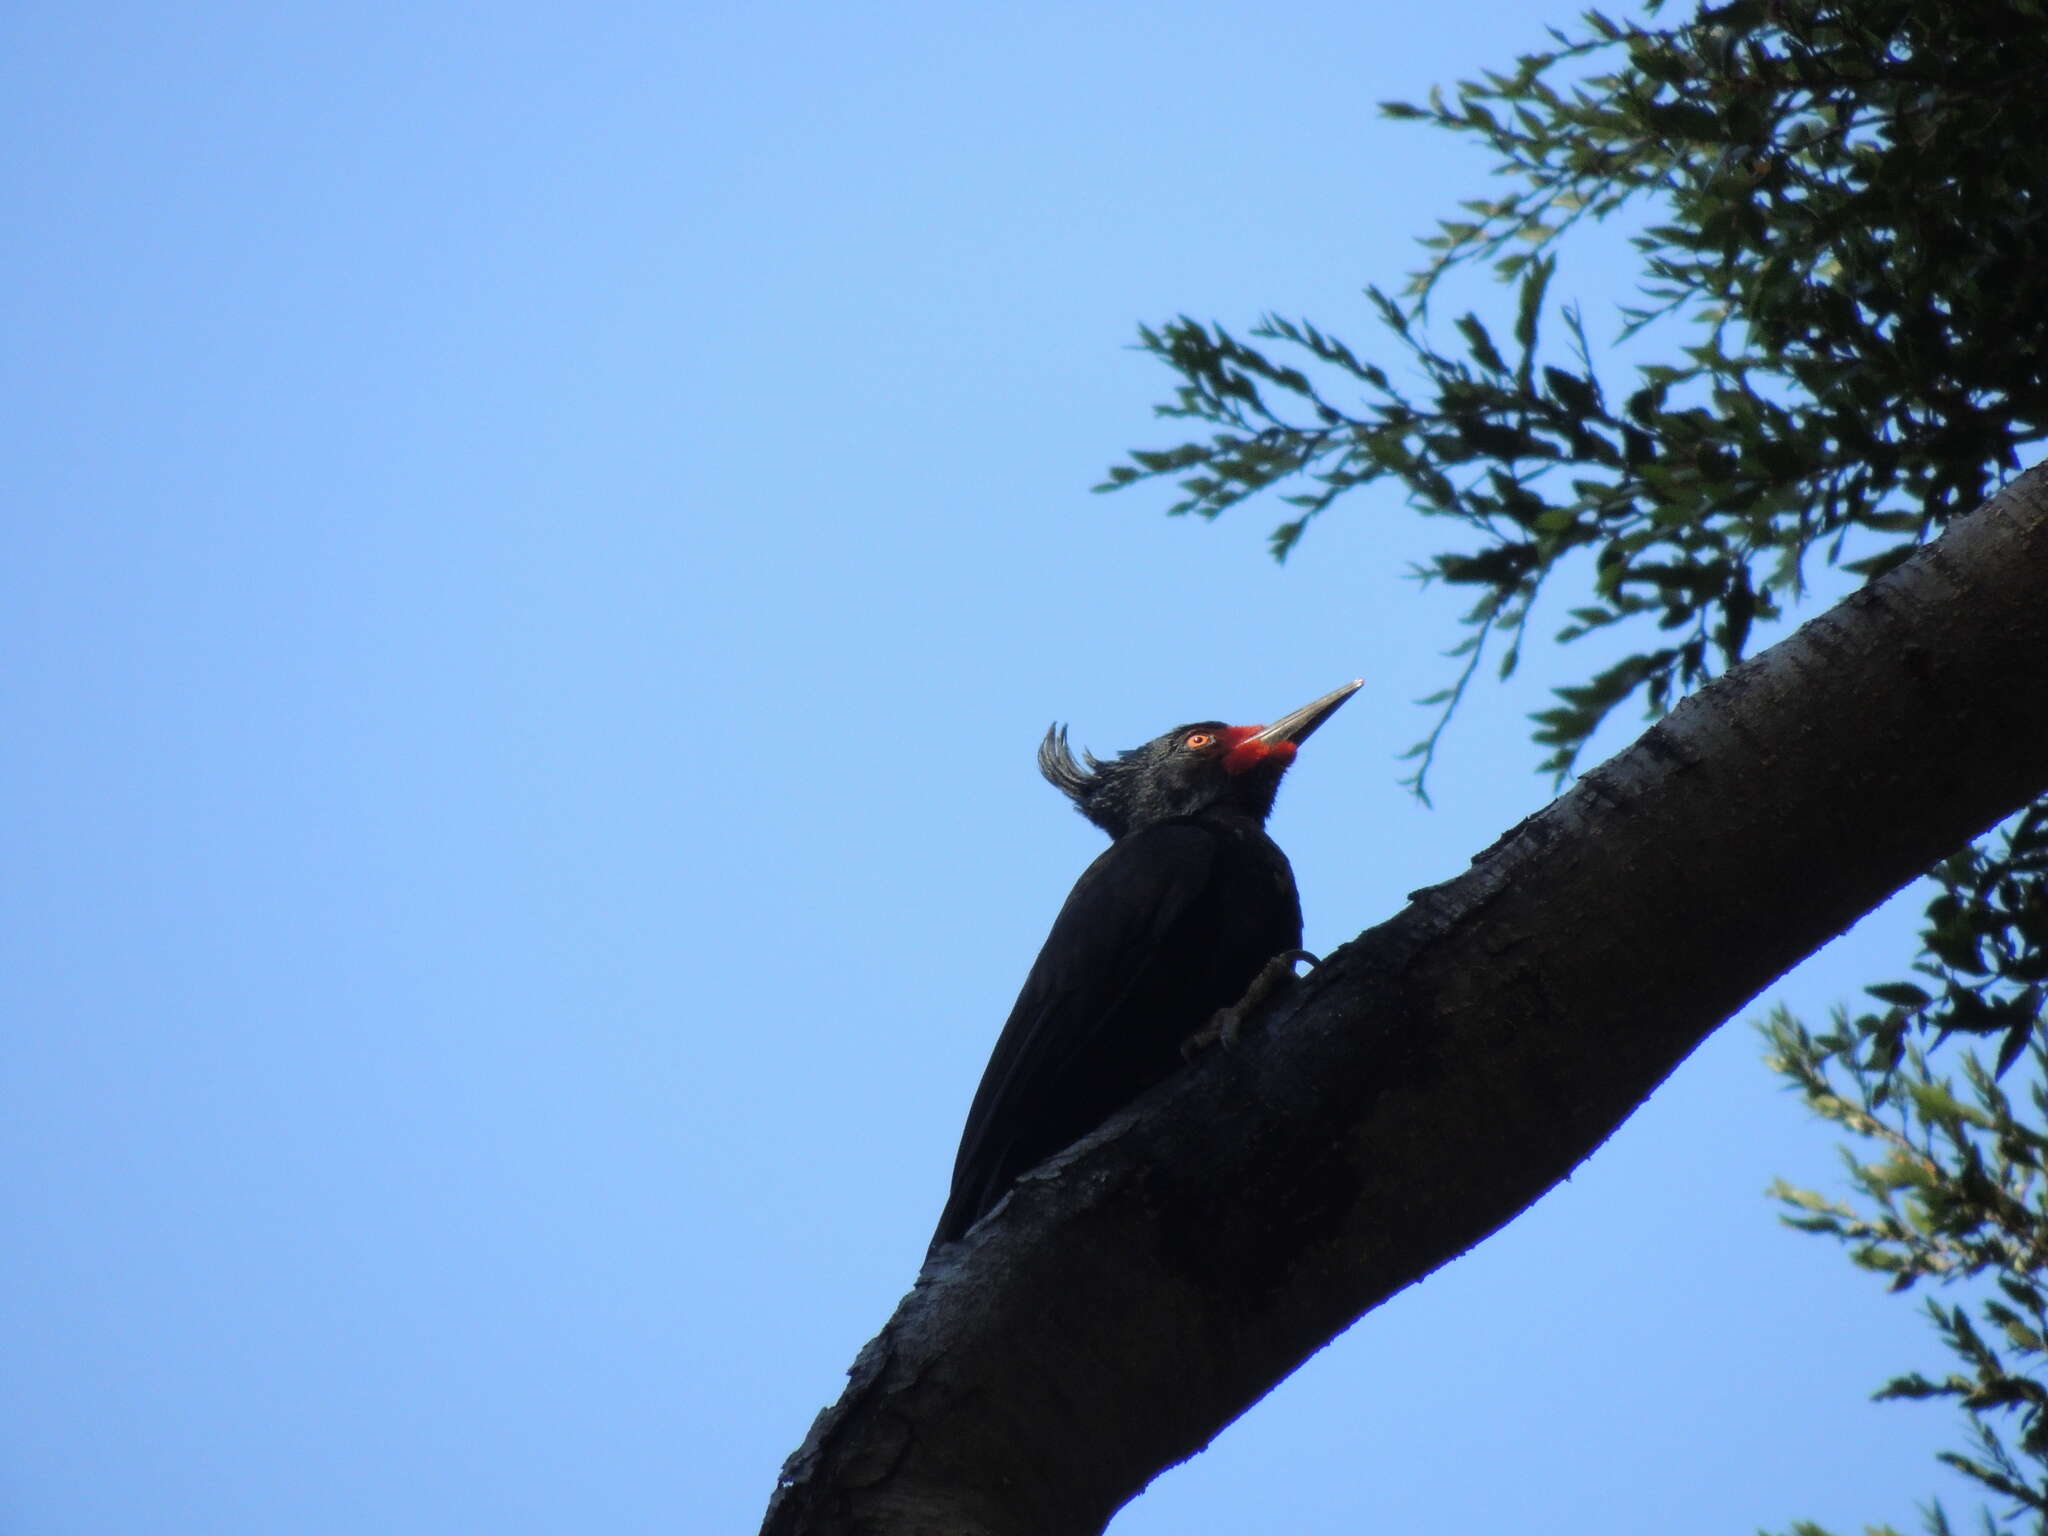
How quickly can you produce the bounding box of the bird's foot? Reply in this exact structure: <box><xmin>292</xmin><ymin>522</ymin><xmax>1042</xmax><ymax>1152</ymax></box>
<box><xmin>1183</xmin><ymin>948</ymin><xmax>1320</xmax><ymax>1058</ymax></box>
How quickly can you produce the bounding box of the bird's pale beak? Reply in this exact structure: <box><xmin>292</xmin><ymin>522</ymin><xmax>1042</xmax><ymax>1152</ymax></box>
<box><xmin>1254</xmin><ymin>679</ymin><xmax>1364</xmax><ymax>748</ymax></box>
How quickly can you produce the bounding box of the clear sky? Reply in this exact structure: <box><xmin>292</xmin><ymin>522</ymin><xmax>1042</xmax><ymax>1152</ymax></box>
<box><xmin>3</xmin><ymin>4</ymin><xmax>1979</xmax><ymax>1533</ymax></box>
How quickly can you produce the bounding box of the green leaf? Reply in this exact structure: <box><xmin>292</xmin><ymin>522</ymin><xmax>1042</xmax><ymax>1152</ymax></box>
<box><xmin>1454</xmin><ymin>313</ymin><xmax>1508</xmax><ymax>375</ymax></box>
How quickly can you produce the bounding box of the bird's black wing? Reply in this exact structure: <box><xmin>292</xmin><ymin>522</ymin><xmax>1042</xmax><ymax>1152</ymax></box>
<box><xmin>931</xmin><ymin>820</ymin><xmax>1217</xmax><ymax>1248</ymax></box>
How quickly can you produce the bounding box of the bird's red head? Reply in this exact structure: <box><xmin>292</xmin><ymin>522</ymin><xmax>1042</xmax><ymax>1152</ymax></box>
<box><xmin>1039</xmin><ymin>681</ymin><xmax>1360</xmax><ymax>838</ymax></box>
<box><xmin>1217</xmin><ymin>723</ymin><xmax>1298</xmax><ymax>777</ymax></box>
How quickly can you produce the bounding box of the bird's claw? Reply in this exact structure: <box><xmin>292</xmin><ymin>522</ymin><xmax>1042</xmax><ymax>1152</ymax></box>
<box><xmin>1182</xmin><ymin>948</ymin><xmax>1321</xmax><ymax>1059</ymax></box>
<box><xmin>1180</xmin><ymin>1006</ymin><xmax>1240</xmax><ymax>1061</ymax></box>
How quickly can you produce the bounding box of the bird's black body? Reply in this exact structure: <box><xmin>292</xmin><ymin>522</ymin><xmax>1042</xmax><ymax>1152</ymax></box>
<box><xmin>929</xmin><ymin>682</ymin><xmax>1359</xmax><ymax>1252</ymax></box>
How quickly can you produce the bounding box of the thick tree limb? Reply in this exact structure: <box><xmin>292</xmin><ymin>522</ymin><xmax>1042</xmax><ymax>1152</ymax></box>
<box><xmin>763</xmin><ymin>462</ymin><xmax>2048</xmax><ymax>1536</ymax></box>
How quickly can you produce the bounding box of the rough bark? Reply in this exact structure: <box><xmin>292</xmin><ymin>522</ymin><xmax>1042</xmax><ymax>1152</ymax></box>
<box><xmin>762</xmin><ymin>461</ymin><xmax>2048</xmax><ymax>1536</ymax></box>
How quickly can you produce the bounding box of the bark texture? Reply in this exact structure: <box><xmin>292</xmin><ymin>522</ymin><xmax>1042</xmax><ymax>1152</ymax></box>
<box><xmin>763</xmin><ymin>462</ymin><xmax>2048</xmax><ymax>1536</ymax></box>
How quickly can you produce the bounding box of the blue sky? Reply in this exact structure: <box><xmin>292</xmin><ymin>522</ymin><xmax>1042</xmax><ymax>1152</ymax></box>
<box><xmin>3</xmin><ymin>4</ymin><xmax>1980</xmax><ymax>1533</ymax></box>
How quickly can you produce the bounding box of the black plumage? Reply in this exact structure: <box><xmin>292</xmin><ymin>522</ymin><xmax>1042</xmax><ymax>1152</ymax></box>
<box><xmin>929</xmin><ymin>681</ymin><xmax>1360</xmax><ymax>1251</ymax></box>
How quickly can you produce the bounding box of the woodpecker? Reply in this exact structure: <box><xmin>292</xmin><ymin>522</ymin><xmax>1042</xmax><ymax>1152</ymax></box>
<box><xmin>930</xmin><ymin>680</ymin><xmax>1361</xmax><ymax>1251</ymax></box>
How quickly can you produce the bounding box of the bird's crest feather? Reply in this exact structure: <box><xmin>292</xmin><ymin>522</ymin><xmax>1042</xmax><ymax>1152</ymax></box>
<box><xmin>1037</xmin><ymin>724</ymin><xmax>1101</xmax><ymax>806</ymax></box>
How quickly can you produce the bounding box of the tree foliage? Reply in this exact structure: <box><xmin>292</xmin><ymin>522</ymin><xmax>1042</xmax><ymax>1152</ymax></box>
<box><xmin>1101</xmin><ymin>0</ymin><xmax>2048</xmax><ymax>1528</ymax></box>
<box><xmin>1100</xmin><ymin>0</ymin><xmax>2048</xmax><ymax>789</ymax></box>
<box><xmin>1769</xmin><ymin>806</ymin><xmax>2048</xmax><ymax>1534</ymax></box>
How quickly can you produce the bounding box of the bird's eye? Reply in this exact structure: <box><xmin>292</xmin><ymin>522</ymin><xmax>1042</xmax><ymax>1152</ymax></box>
<box><xmin>1184</xmin><ymin>732</ymin><xmax>1214</xmax><ymax>750</ymax></box>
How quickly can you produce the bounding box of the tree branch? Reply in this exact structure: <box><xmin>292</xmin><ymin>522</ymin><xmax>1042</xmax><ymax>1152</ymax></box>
<box><xmin>763</xmin><ymin>461</ymin><xmax>2048</xmax><ymax>1536</ymax></box>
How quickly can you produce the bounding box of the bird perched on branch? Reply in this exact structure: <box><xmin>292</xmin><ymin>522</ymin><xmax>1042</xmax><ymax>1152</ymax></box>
<box><xmin>930</xmin><ymin>680</ymin><xmax>1361</xmax><ymax>1252</ymax></box>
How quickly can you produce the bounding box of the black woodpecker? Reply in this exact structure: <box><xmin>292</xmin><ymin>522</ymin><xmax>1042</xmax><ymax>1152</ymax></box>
<box><xmin>930</xmin><ymin>680</ymin><xmax>1361</xmax><ymax>1251</ymax></box>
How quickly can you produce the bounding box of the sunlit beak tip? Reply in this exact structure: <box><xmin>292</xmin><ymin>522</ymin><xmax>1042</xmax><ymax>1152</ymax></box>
<box><xmin>1254</xmin><ymin>678</ymin><xmax>1363</xmax><ymax>748</ymax></box>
